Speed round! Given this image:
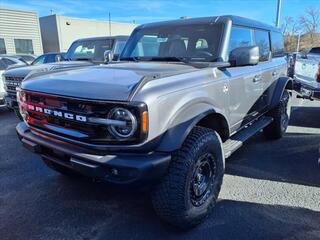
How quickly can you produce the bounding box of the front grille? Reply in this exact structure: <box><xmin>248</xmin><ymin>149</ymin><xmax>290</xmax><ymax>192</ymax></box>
<box><xmin>4</xmin><ymin>76</ymin><xmax>24</xmax><ymax>95</ymax></box>
<box><xmin>24</xmin><ymin>92</ymin><xmax>144</xmax><ymax>145</ymax></box>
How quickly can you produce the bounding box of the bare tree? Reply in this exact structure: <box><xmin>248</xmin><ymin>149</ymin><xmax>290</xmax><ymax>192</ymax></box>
<box><xmin>299</xmin><ymin>7</ymin><xmax>320</xmax><ymax>43</ymax></box>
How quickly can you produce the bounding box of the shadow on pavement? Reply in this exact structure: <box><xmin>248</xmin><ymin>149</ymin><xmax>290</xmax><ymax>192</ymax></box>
<box><xmin>226</xmin><ymin>132</ymin><xmax>320</xmax><ymax>188</ymax></box>
<box><xmin>2</xmin><ymin>173</ymin><xmax>320</xmax><ymax>240</ymax></box>
<box><xmin>290</xmin><ymin>106</ymin><xmax>320</xmax><ymax>129</ymax></box>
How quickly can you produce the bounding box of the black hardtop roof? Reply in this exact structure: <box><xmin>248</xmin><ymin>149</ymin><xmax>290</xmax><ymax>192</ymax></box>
<box><xmin>139</xmin><ymin>15</ymin><xmax>281</xmax><ymax>32</ymax></box>
<box><xmin>74</xmin><ymin>35</ymin><xmax>129</xmax><ymax>42</ymax></box>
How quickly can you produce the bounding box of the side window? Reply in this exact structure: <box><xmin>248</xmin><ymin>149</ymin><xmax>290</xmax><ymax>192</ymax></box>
<box><xmin>2</xmin><ymin>58</ymin><xmax>16</xmax><ymax>66</ymax></box>
<box><xmin>0</xmin><ymin>39</ymin><xmax>6</xmax><ymax>54</ymax></box>
<box><xmin>14</xmin><ymin>39</ymin><xmax>34</xmax><ymax>54</ymax></box>
<box><xmin>32</xmin><ymin>55</ymin><xmax>45</xmax><ymax>65</ymax></box>
<box><xmin>45</xmin><ymin>54</ymin><xmax>57</xmax><ymax>63</ymax></box>
<box><xmin>228</xmin><ymin>27</ymin><xmax>254</xmax><ymax>54</ymax></box>
<box><xmin>114</xmin><ymin>41</ymin><xmax>127</xmax><ymax>55</ymax></box>
<box><xmin>255</xmin><ymin>30</ymin><xmax>271</xmax><ymax>62</ymax></box>
<box><xmin>0</xmin><ymin>60</ymin><xmax>7</xmax><ymax>70</ymax></box>
<box><xmin>271</xmin><ymin>32</ymin><xmax>284</xmax><ymax>57</ymax></box>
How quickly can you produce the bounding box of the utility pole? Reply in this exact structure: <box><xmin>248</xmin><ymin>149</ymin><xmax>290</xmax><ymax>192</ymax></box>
<box><xmin>109</xmin><ymin>12</ymin><xmax>111</xmax><ymax>36</ymax></box>
<box><xmin>275</xmin><ymin>0</ymin><xmax>282</xmax><ymax>27</ymax></box>
<box><xmin>296</xmin><ymin>33</ymin><xmax>301</xmax><ymax>52</ymax></box>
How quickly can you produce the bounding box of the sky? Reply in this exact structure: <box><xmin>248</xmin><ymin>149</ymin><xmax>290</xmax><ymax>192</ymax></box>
<box><xmin>0</xmin><ymin>0</ymin><xmax>319</xmax><ymax>25</ymax></box>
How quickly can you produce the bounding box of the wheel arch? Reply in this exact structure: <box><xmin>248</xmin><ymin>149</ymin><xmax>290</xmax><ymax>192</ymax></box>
<box><xmin>156</xmin><ymin>109</ymin><xmax>230</xmax><ymax>152</ymax></box>
<box><xmin>269</xmin><ymin>76</ymin><xmax>293</xmax><ymax>109</ymax></box>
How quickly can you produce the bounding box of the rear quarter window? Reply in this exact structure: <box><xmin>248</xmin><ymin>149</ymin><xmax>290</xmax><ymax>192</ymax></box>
<box><xmin>271</xmin><ymin>31</ymin><xmax>285</xmax><ymax>57</ymax></box>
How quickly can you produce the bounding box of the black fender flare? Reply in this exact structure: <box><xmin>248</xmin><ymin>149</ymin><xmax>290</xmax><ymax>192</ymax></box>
<box><xmin>269</xmin><ymin>77</ymin><xmax>293</xmax><ymax>109</ymax></box>
<box><xmin>156</xmin><ymin>110</ymin><xmax>222</xmax><ymax>152</ymax></box>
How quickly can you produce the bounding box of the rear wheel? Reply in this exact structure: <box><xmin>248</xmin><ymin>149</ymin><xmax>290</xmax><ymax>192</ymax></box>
<box><xmin>151</xmin><ymin>126</ymin><xmax>225</xmax><ymax>228</ymax></box>
<box><xmin>263</xmin><ymin>90</ymin><xmax>291</xmax><ymax>140</ymax></box>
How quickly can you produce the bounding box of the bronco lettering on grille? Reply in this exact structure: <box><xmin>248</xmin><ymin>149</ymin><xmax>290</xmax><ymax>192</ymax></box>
<box><xmin>26</xmin><ymin>104</ymin><xmax>87</xmax><ymax>122</ymax></box>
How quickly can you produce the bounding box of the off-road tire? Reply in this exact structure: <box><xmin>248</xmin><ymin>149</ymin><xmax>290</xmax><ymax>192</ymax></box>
<box><xmin>263</xmin><ymin>90</ymin><xmax>291</xmax><ymax>140</ymax></box>
<box><xmin>151</xmin><ymin>126</ymin><xmax>225</xmax><ymax>229</ymax></box>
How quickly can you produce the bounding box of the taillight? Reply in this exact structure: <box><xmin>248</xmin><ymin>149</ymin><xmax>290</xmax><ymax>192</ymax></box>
<box><xmin>316</xmin><ymin>64</ymin><xmax>320</xmax><ymax>83</ymax></box>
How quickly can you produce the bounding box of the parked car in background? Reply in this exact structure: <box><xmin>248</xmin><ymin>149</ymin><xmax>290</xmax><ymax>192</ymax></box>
<box><xmin>16</xmin><ymin>16</ymin><xmax>292</xmax><ymax>228</ymax></box>
<box><xmin>14</xmin><ymin>54</ymin><xmax>37</xmax><ymax>65</ymax></box>
<box><xmin>31</xmin><ymin>52</ymin><xmax>66</xmax><ymax>65</ymax></box>
<box><xmin>294</xmin><ymin>47</ymin><xmax>320</xmax><ymax>100</ymax></box>
<box><xmin>0</xmin><ymin>56</ymin><xmax>27</xmax><ymax>108</ymax></box>
<box><xmin>3</xmin><ymin>35</ymin><xmax>129</xmax><ymax>118</ymax></box>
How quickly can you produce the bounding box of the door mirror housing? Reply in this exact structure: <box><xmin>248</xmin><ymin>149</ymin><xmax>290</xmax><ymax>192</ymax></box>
<box><xmin>229</xmin><ymin>46</ymin><xmax>259</xmax><ymax>67</ymax></box>
<box><xmin>104</xmin><ymin>50</ymin><xmax>114</xmax><ymax>63</ymax></box>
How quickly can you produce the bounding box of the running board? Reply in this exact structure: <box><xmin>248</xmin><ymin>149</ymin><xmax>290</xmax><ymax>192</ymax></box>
<box><xmin>223</xmin><ymin>117</ymin><xmax>273</xmax><ymax>158</ymax></box>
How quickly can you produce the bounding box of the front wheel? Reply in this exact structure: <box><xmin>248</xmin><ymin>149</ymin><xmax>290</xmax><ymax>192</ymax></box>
<box><xmin>151</xmin><ymin>127</ymin><xmax>225</xmax><ymax>229</ymax></box>
<box><xmin>263</xmin><ymin>90</ymin><xmax>291</xmax><ymax>140</ymax></box>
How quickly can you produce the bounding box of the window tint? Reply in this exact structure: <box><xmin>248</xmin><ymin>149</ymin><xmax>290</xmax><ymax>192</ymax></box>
<box><xmin>46</xmin><ymin>54</ymin><xmax>58</xmax><ymax>63</ymax></box>
<box><xmin>113</xmin><ymin>41</ymin><xmax>127</xmax><ymax>55</ymax></box>
<box><xmin>309</xmin><ymin>47</ymin><xmax>320</xmax><ymax>54</ymax></box>
<box><xmin>271</xmin><ymin>32</ymin><xmax>284</xmax><ymax>57</ymax></box>
<box><xmin>228</xmin><ymin>27</ymin><xmax>254</xmax><ymax>54</ymax></box>
<box><xmin>2</xmin><ymin>58</ymin><xmax>16</xmax><ymax>65</ymax></box>
<box><xmin>255</xmin><ymin>30</ymin><xmax>270</xmax><ymax>62</ymax></box>
<box><xmin>67</xmin><ymin>39</ymin><xmax>113</xmax><ymax>62</ymax></box>
<box><xmin>0</xmin><ymin>60</ymin><xmax>7</xmax><ymax>70</ymax></box>
<box><xmin>14</xmin><ymin>39</ymin><xmax>34</xmax><ymax>54</ymax></box>
<box><xmin>32</xmin><ymin>55</ymin><xmax>45</xmax><ymax>65</ymax></box>
<box><xmin>0</xmin><ymin>39</ymin><xmax>6</xmax><ymax>54</ymax></box>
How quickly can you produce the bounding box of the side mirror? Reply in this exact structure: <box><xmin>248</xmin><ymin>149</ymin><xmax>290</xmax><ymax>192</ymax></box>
<box><xmin>104</xmin><ymin>50</ymin><xmax>113</xmax><ymax>63</ymax></box>
<box><xmin>229</xmin><ymin>46</ymin><xmax>259</xmax><ymax>67</ymax></box>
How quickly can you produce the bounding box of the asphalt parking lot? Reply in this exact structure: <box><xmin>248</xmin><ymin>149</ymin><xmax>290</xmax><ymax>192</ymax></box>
<box><xmin>0</xmin><ymin>96</ymin><xmax>320</xmax><ymax>240</ymax></box>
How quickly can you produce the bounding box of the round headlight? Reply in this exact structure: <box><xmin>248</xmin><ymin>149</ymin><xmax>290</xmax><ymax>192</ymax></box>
<box><xmin>108</xmin><ymin>108</ymin><xmax>137</xmax><ymax>139</ymax></box>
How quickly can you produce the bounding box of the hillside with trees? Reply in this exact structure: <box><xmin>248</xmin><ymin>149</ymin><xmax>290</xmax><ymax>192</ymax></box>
<box><xmin>282</xmin><ymin>7</ymin><xmax>320</xmax><ymax>52</ymax></box>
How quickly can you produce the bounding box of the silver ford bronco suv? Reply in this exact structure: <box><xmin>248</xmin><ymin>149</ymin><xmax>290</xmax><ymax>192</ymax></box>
<box><xmin>16</xmin><ymin>16</ymin><xmax>292</xmax><ymax>228</ymax></box>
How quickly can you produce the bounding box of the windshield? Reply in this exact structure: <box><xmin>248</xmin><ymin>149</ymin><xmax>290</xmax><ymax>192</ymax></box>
<box><xmin>121</xmin><ymin>23</ymin><xmax>223</xmax><ymax>62</ymax></box>
<box><xmin>66</xmin><ymin>39</ymin><xmax>114</xmax><ymax>62</ymax></box>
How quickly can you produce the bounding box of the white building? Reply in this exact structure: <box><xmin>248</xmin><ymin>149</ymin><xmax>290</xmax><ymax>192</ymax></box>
<box><xmin>0</xmin><ymin>8</ymin><xmax>43</xmax><ymax>55</ymax></box>
<box><xmin>39</xmin><ymin>15</ymin><xmax>136</xmax><ymax>53</ymax></box>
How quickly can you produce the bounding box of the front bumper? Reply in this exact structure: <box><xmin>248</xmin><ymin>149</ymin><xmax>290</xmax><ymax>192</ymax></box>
<box><xmin>16</xmin><ymin>122</ymin><xmax>171</xmax><ymax>185</ymax></box>
<box><xmin>4</xmin><ymin>94</ymin><xmax>18</xmax><ymax>109</ymax></box>
<box><xmin>0</xmin><ymin>93</ymin><xmax>6</xmax><ymax>107</ymax></box>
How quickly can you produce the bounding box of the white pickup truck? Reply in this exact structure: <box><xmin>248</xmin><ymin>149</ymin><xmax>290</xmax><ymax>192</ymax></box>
<box><xmin>294</xmin><ymin>47</ymin><xmax>320</xmax><ymax>100</ymax></box>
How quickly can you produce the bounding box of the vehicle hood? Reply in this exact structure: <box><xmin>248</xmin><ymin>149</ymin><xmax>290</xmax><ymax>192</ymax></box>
<box><xmin>4</xmin><ymin>61</ymin><xmax>93</xmax><ymax>78</ymax></box>
<box><xmin>21</xmin><ymin>62</ymin><xmax>198</xmax><ymax>101</ymax></box>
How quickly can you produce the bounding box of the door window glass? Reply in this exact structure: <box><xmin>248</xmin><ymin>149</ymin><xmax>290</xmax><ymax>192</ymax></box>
<box><xmin>228</xmin><ymin>27</ymin><xmax>254</xmax><ymax>54</ymax></box>
<box><xmin>255</xmin><ymin>30</ymin><xmax>271</xmax><ymax>62</ymax></box>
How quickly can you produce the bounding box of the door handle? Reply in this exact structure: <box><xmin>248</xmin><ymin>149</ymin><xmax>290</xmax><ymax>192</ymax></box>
<box><xmin>253</xmin><ymin>75</ymin><xmax>262</xmax><ymax>83</ymax></box>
